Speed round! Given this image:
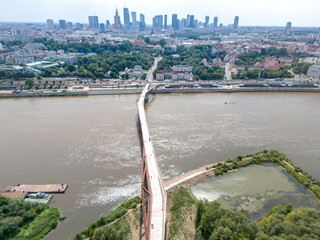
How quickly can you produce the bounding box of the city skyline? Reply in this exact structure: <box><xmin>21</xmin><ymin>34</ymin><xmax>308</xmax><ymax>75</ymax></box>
<box><xmin>0</xmin><ymin>0</ymin><xmax>320</xmax><ymax>27</ymax></box>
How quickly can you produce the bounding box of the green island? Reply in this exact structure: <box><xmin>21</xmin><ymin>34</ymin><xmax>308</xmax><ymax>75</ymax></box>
<box><xmin>0</xmin><ymin>196</ymin><xmax>60</xmax><ymax>240</ymax></box>
<box><xmin>73</xmin><ymin>150</ymin><xmax>320</xmax><ymax>240</ymax></box>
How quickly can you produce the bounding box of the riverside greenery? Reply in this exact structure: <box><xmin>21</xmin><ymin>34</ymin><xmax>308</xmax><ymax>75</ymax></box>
<box><xmin>0</xmin><ymin>196</ymin><xmax>59</xmax><ymax>240</ymax></box>
<box><xmin>72</xmin><ymin>196</ymin><xmax>141</xmax><ymax>240</ymax></box>
<box><xmin>196</xmin><ymin>199</ymin><xmax>320</xmax><ymax>240</ymax></box>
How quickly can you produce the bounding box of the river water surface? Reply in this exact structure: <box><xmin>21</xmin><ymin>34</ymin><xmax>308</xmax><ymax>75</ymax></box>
<box><xmin>0</xmin><ymin>93</ymin><xmax>320</xmax><ymax>239</ymax></box>
<box><xmin>190</xmin><ymin>164</ymin><xmax>319</xmax><ymax>220</ymax></box>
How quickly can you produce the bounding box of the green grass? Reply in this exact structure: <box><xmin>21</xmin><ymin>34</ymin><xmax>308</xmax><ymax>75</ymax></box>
<box><xmin>167</xmin><ymin>187</ymin><xmax>197</xmax><ymax>240</ymax></box>
<box><xmin>15</xmin><ymin>207</ymin><xmax>60</xmax><ymax>240</ymax></box>
<box><xmin>73</xmin><ymin>196</ymin><xmax>141</xmax><ymax>239</ymax></box>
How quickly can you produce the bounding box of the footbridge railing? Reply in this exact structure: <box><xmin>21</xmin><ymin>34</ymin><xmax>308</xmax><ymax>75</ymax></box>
<box><xmin>137</xmin><ymin>84</ymin><xmax>166</xmax><ymax>240</ymax></box>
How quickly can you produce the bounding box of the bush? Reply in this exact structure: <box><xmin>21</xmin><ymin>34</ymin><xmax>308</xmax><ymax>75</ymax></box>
<box><xmin>76</xmin><ymin>196</ymin><xmax>141</xmax><ymax>239</ymax></box>
<box><xmin>0</xmin><ymin>196</ymin><xmax>59</xmax><ymax>240</ymax></box>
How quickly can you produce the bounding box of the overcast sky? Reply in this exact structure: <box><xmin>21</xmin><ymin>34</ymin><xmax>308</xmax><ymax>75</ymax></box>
<box><xmin>1</xmin><ymin>0</ymin><xmax>320</xmax><ymax>27</ymax></box>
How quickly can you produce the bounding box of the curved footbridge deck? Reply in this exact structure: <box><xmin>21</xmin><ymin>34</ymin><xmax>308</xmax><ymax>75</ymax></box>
<box><xmin>137</xmin><ymin>84</ymin><xmax>166</xmax><ymax>240</ymax></box>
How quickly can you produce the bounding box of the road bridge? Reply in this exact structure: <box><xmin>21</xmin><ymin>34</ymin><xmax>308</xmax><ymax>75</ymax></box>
<box><xmin>137</xmin><ymin>84</ymin><xmax>166</xmax><ymax>240</ymax></box>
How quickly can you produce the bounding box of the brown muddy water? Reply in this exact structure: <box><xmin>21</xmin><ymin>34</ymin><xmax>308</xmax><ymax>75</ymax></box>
<box><xmin>0</xmin><ymin>92</ymin><xmax>320</xmax><ymax>239</ymax></box>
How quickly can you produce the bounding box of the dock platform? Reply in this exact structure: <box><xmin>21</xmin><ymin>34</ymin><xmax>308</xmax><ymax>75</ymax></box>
<box><xmin>6</xmin><ymin>184</ymin><xmax>68</xmax><ymax>193</ymax></box>
<box><xmin>0</xmin><ymin>191</ymin><xmax>27</xmax><ymax>199</ymax></box>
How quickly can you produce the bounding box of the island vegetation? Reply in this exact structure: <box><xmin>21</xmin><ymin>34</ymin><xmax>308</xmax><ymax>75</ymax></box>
<box><xmin>196</xmin><ymin>199</ymin><xmax>320</xmax><ymax>240</ymax></box>
<box><xmin>0</xmin><ymin>195</ymin><xmax>60</xmax><ymax>240</ymax></box>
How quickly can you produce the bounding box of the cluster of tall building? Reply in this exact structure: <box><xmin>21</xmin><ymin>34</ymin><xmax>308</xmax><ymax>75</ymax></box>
<box><xmin>87</xmin><ymin>8</ymin><xmax>147</xmax><ymax>33</ymax></box>
<box><xmin>46</xmin><ymin>19</ymin><xmax>82</xmax><ymax>31</ymax></box>
<box><xmin>170</xmin><ymin>14</ymin><xmax>239</xmax><ymax>30</ymax></box>
<box><xmin>46</xmin><ymin>8</ymin><xmax>240</xmax><ymax>32</ymax></box>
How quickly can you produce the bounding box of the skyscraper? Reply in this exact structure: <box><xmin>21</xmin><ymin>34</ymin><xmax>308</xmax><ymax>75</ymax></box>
<box><xmin>164</xmin><ymin>15</ymin><xmax>168</xmax><ymax>29</ymax></box>
<box><xmin>186</xmin><ymin>15</ymin><xmax>191</xmax><ymax>27</ymax></box>
<box><xmin>233</xmin><ymin>16</ymin><xmax>239</xmax><ymax>30</ymax></box>
<box><xmin>189</xmin><ymin>15</ymin><xmax>195</xmax><ymax>28</ymax></box>
<box><xmin>67</xmin><ymin>22</ymin><xmax>73</xmax><ymax>30</ymax></box>
<box><xmin>285</xmin><ymin>22</ymin><xmax>292</xmax><ymax>35</ymax></box>
<box><xmin>123</xmin><ymin>7</ymin><xmax>130</xmax><ymax>26</ymax></box>
<box><xmin>100</xmin><ymin>23</ymin><xmax>105</xmax><ymax>33</ymax></box>
<box><xmin>139</xmin><ymin>14</ymin><xmax>145</xmax><ymax>31</ymax></box>
<box><xmin>153</xmin><ymin>15</ymin><xmax>163</xmax><ymax>29</ymax></box>
<box><xmin>59</xmin><ymin>20</ymin><xmax>67</xmax><ymax>30</ymax></box>
<box><xmin>213</xmin><ymin>17</ymin><xmax>218</xmax><ymax>28</ymax></box>
<box><xmin>114</xmin><ymin>8</ymin><xmax>121</xmax><ymax>29</ymax></box>
<box><xmin>106</xmin><ymin>20</ymin><xmax>111</xmax><ymax>30</ymax></box>
<box><xmin>205</xmin><ymin>16</ymin><xmax>209</xmax><ymax>28</ymax></box>
<box><xmin>172</xmin><ymin>14</ymin><xmax>179</xmax><ymax>30</ymax></box>
<box><xmin>46</xmin><ymin>19</ymin><xmax>54</xmax><ymax>30</ymax></box>
<box><xmin>131</xmin><ymin>12</ymin><xmax>137</xmax><ymax>28</ymax></box>
<box><xmin>88</xmin><ymin>16</ymin><xmax>93</xmax><ymax>28</ymax></box>
<box><xmin>89</xmin><ymin>16</ymin><xmax>99</xmax><ymax>29</ymax></box>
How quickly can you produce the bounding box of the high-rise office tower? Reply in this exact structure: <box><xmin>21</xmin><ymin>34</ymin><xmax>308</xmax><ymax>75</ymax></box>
<box><xmin>131</xmin><ymin>12</ymin><xmax>137</xmax><ymax>28</ymax></box>
<box><xmin>233</xmin><ymin>16</ymin><xmax>239</xmax><ymax>30</ymax></box>
<box><xmin>106</xmin><ymin>20</ymin><xmax>111</xmax><ymax>29</ymax></box>
<box><xmin>88</xmin><ymin>16</ymin><xmax>99</xmax><ymax>29</ymax></box>
<box><xmin>139</xmin><ymin>14</ymin><xmax>145</xmax><ymax>31</ymax></box>
<box><xmin>153</xmin><ymin>15</ymin><xmax>163</xmax><ymax>29</ymax></box>
<box><xmin>159</xmin><ymin>15</ymin><xmax>163</xmax><ymax>28</ymax></box>
<box><xmin>186</xmin><ymin>15</ymin><xmax>191</xmax><ymax>27</ymax></box>
<box><xmin>99</xmin><ymin>23</ymin><xmax>105</xmax><ymax>33</ymax></box>
<box><xmin>114</xmin><ymin>8</ymin><xmax>121</xmax><ymax>29</ymax></box>
<box><xmin>205</xmin><ymin>16</ymin><xmax>209</xmax><ymax>27</ymax></box>
<box><xmin>123</xmin><ymin>7</ymin><xmax>130</xmax><ymax>26</ymax></box>
<box><xmin>67</xmin><ymin>22</ymin><xmax>73</xmax><ymax>29</ymax></box>
<box><xmin>213</xmin><ymin>17</ymin><xmax>218</xmax><ymax>28</ymax></box>
<box><xmin>59</xmin><ymin>20</ymin><xmax>67</xmax><ymax>30</ymax></box>
<box><xmin>172</xmin><ymin>14</ymin><xmax>179</xmax><ymax>30</ymax></box>
<box><xmin>46</xmin><ymin>19</ymin><xmax>54</xmax><ymax>30</ymax></box>
<box><xmin>164</xmin><ymin>15</ymin><xmax>168</xmax><ymax>29</ymax></box>
<box><xmin>285</xmin><ymin>22</ymin><xmax>292</xmax><ymax>35</ymax></box>
<box><xmin>88</xmin><ymin>16</ymin><xmax>93</xmax><ymax>28</ymax></box>
<box><xmin>189</xmin><ymin>15</ymin><xmax>195</xmax><ymax>28</ymax></box>
<box><xmin>181</xmin><ymin>18</ymin><xmax>187</xmax><ymax>28</ymax></box>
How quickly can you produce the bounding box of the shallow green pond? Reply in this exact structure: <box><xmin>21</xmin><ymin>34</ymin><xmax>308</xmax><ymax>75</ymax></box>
<box><xmin>190</xmin><ymin>163</ymin><xmax>319</xmax><ymax>220</ymax></box>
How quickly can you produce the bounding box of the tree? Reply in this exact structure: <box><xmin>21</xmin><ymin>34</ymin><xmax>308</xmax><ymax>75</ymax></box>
<box><xmin>92</xmin><ymin>225</ymin><xmax>124</xmax><ymax>240</ymax></box>
<box><xmin>25</xmin><ymin>79</ymin><xmax>34</xmax><ymax>89</ymax></box>
<box><xmin>145</xmin><ymin>37</ymin><xmax>150</xmax><ymax>44</ymax></box>
<box><xmin>120</xmin><ymin>73</ymin><xmax>129</xmax><ymax>79</ymax></box>
<box><xmin>159</xmin><ymin>39</ymin><xmax>166</xmax><ymax>48</ymax></box>
<box><xmin>141</xmin><ymin>73</ymin><xmax>147</xmax><ymax>80</ymax></box>
<box><xmin>67</xmin><ymin>64</ymin><xmax>76</xmax><ymax>72</ymax></box>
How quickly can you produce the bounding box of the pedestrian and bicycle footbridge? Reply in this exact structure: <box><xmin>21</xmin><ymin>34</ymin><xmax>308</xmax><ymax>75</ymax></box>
<box><xmin>136</xmin><ymin>84</ymin><xmax>166</xmax><ymax>240</ymax></box>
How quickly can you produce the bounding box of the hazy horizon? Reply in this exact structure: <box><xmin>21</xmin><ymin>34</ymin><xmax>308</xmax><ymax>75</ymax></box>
<box><xmin>0</xmin><ymin>0</ymin><xmax>320</xmax><ymax>27</ymax></box>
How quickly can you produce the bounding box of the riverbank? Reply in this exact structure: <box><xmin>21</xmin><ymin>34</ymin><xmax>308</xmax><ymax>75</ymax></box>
<box><xmin>1</xmin><ymin>86</ymin><xmax>320</xmax><ymax>98</ymax></box>
<box><xmin>0</xmin><ymin>91</ymin><xmax>88</xmax><ymax>98</ymax></box>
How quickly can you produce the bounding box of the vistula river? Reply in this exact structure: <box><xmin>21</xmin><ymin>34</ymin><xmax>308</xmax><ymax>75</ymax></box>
<box><xmin>0</xmin><ymin>92</ymin><xmax>320</xmax><ymax>239</ymax></box>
